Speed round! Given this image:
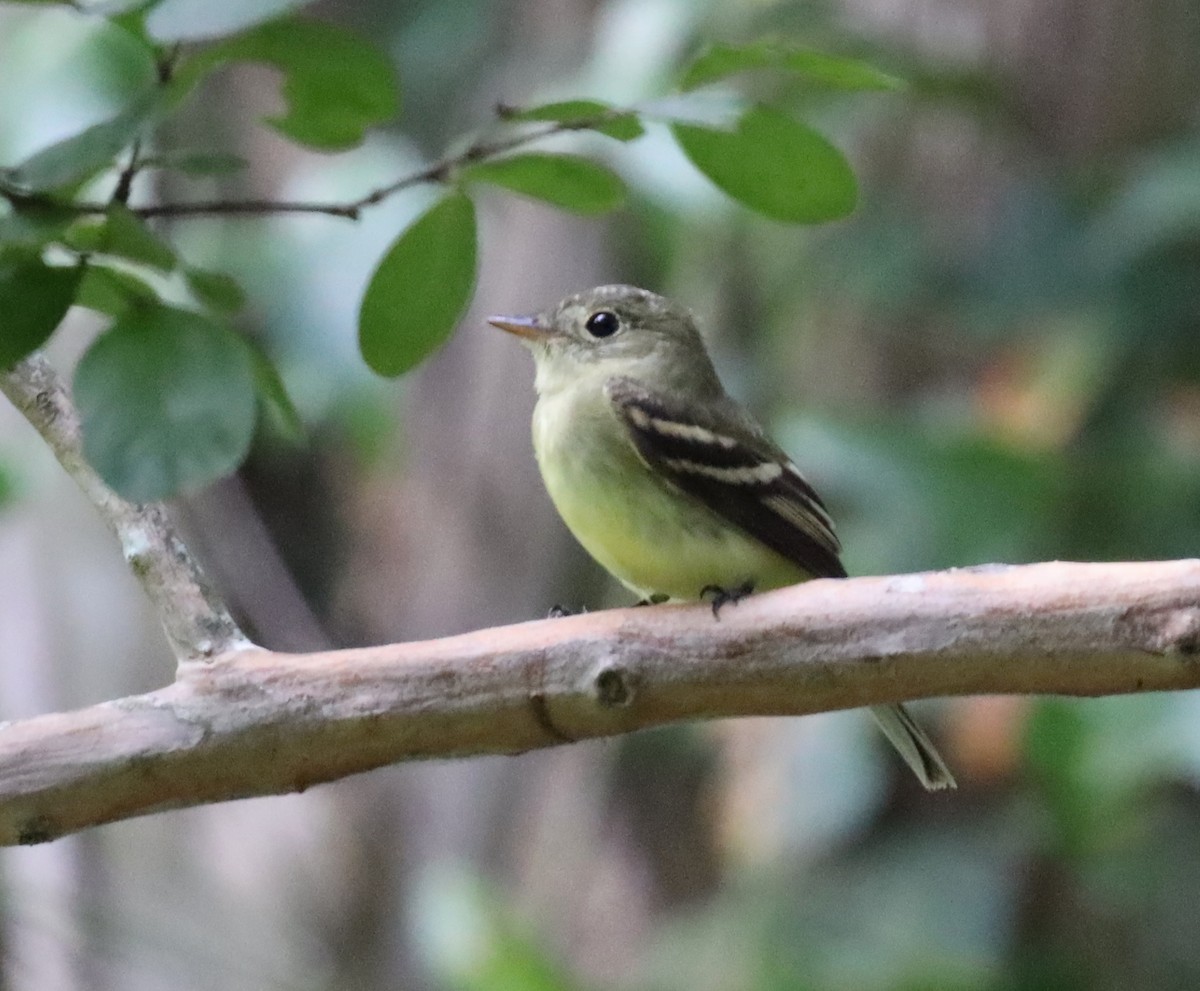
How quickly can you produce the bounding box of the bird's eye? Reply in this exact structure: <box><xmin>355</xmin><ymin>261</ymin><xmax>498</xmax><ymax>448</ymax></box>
<box><xmin>584</xmin><ymin>310</ymin><xmax>620</xmax><ymax>338</ymax></box>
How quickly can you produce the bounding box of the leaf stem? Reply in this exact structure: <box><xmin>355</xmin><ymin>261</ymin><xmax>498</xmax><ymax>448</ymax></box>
<box><xmin>111</xmin><ymin>137</ymin><xmax>142</xmax><ymax>206</ymax></box>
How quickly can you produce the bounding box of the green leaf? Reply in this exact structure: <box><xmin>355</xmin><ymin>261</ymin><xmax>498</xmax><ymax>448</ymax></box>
<box><xmin>504</xmin><ymin>100</ymin><xmax>644</xmax><ymax>141</ymax></box>
<box><xmin>462</xmin><ymin>153</ymin><xmax>625</xmax><ymax>215</ymax></box>
<box><xmin>0</xmin><ymin>254</ymin><xmax>83</xmax><ymax>368</ymax></box>
<box><xmin>359</xmin><ymin>192</ymin><xmax>477</xmax><ymax>377</ymax></box>
<box><xmin>145</xmin><ymin>0</ymin><xmax>316</xmax><ymax>42</ymax></box>
<box><xmin>0</xmin><ymin>200</ymin><xmax>78</xmax><ymax>249</ymax></box>
<box><xmin>4</xmin><ymin>90</ymin><xmax>165</xmax><ymax>192</ymax></box>
<box><xmin>74</xmin><ymin>306</ymin><xmax>258</xmax><ymax>501</ymax></box>
<box><xmin>139</xmin><ymin>150</ymin><xmax>248</xmax><ymax>176</ymax></box>
<box><xmin>76</xmin><ymin>264</ymin><xmax>162</xmax><ymax>318</ymax></box>
<box><xmin>66</xmin><ymin>206</ymin><xmax>176</xmax><ymax>270</ymax></box>
<box><xmin>249</xmin><ymin>345</ymin><xmax>304</xmax><ymax>443</ymax></box>
<box><xmin>184</xmin><ymin>266</ymin><xmax>246</xmax><ymax>313</ymax></box>
<box><xmin>182</xmin><ymin>18</ymin><xmax>399</xmax><ymax>151</ymax></box>
<box><xmin>672</xmin><ymin>105</ymin><xmax>857</xmax><ymax>223</ymax></box>
<box><xmin>679</xmin><ymin>41</ymin><xmax>902</xmax><ymax>92</ymax></box>
<box><xmin>105</xmin><ymin>206</ymin><xmax>175</xmax><ymax>269</ymax></box>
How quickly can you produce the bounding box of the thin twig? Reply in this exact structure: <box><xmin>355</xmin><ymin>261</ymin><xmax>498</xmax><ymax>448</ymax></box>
<box><xmin>130</xmin><ymin>119</ymin><xmax>571</xmax><ymax>219</ymax></box>
<box><xmin>111</xmin><ymin>137</ymin><xmax>142</xmax><ymax>206</ymax></box>
<box><xmin>111</xmin><ymin>47</ymin><xmax>180</xmax><ymax>208</ymax></box>
<box><xmin>0</xmin><ymin>355</ymin><xmax>250</xmax><ymax>663</ymax></box>
<box><xmin>131</xmin><ymin>198</ymin><xmax>364</xmax><ymax>219</ymax></box>
<box><xmin>155</xmin><ymin>43</ymin><xmax>182</xmax><ymax>86</ymax></box>
<box><xmin>1</xmin><ymin>113</ymin><xmax>615</xmax><ymax>222</ymax></box>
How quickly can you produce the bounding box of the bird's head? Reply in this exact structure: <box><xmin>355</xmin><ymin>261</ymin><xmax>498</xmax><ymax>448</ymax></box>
<box><xmin>488</xmin><ymin>284</ymin><xmax>721</xmax><ymax>397</ymax></box>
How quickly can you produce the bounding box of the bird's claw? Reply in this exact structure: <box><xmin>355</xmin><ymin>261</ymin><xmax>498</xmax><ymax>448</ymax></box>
<box><xmin>700</xmin><ymin>581</ymin><xmax>755</xmax><ymax>619</ymax></box>
<box><xmin>548</xmin><ymin>604</ymin><xmax>586</xmax><ymax>618</ymax></box>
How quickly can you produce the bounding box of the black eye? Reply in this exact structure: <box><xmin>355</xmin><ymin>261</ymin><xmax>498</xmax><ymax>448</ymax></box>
<box><xmin>584</xmin><ymin>310</ymin><xmax>620</xmax><ymax>338</ymax></box>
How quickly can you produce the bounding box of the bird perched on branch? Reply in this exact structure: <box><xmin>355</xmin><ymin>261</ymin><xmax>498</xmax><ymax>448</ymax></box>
<box><xmin>490</xmin><ymin>284</ymin><xmax>955</xmax><ymax>790</ymax></box>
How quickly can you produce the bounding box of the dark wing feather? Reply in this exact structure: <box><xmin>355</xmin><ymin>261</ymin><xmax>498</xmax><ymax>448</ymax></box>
<box><xmin>605</xmin><ymin>376</ymin><xmax>847</xmax><ymax>580</ymax></box>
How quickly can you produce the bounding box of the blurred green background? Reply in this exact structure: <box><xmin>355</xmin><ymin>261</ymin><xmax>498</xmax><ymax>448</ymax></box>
<box><xmin>2</xmin><ymin>0</ymin><xmax>1200</xmax><ymax>988</ymax></box>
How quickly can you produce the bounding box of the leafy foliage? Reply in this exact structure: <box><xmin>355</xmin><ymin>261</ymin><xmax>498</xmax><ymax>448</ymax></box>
<box><xmin>359</xmin><ymin>192</ymin><xmax>477</xmax><ymax>377</ymax></box>
<box><xmin>66</xmin><ymin>206</ymin><xmax>176</xmax><ymax>270</ymax></box>
<box><xmin>462</xmin><ymin>154</ymin><xmax>626</xmax><ymax>214</ymax></box>
<box><xmin>138</xmin><ymin>150</ymin><xmax>249</xmax><ymax>177</ymax></box>
<box><xmin>2</xmin><ymin>89</ymin><xmax>166</xmax><ymax>192</ymax></box>
<box><xmin>0</xmin><ymin>4</ymin><xmax>893</xmax><ymax>498</ymax></box>
<box><xmin>248</xmin><ymin>342</ymin><xmax>305</xmax><ymax>443</ymax></box>
<box><xmin>74</xmin><ymin>306</ymin><xmax>258</xmax><ymax>502</ymax></box>
<box><xmin>0</xmin><ymin>200</ymin><xmax>78</xmax><ymax>249</ymax></box>
<box><xmin>184</xmin><ymin>266</ymin><xmax>247</xmax><ymax>314</ymax></box>
<box><xmin>75</xmin><ymin>264</ymin><xmax>161</xmax><ymax>318</ymax></box>
<box><xmin>673</xmin><ymin>105</ymin><xmax>858</xmax><ymax>222</ymax></box>
<box><xmin>0</xmin><ymin>253</ymin><xmax>83</xmax><ymax>368</ymax></box>
<box><xmin>183</xmin><ymin>17</ymin><xmax>400</xmax><ymax>150</ymax></box>
<box><xmin>501</xmin><ymin>99</ymin><xmax>645</xmax><ymax>141</ymax></box>
<box><xmin>679</xmin><ymin>40</ymin><xmax>902</xmax><ymax>92</ymax></box>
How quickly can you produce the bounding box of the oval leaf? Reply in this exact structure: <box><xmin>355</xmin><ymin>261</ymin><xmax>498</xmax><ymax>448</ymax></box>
<box><xmin>248</xmin><ymin>344</ymin><xmax>304</xmax><ymax>443</ymax></box>
<box><xmin>185</xmin><ymin>266</ymin><xmax>246</xmax><ymax>313</ymax></box>
<box><xmin>75</xmin><ymin>265</ymin><xmax>161</xmax><ymax>318</ymax></box>
<box><xmin>463</xmin><ymin>154</ymin><xmax>625</xmax><ymax>215</ymax></box>
<box><xmin>680</xmin><ymin>41</ymin><xmax>901</xmax><ymax>92</ymax></box>
<box><xmin>359</xmin><ymin>193</ymin><xmax>477</xmax><ymax>378</ymax></box>
<box><xmin>672</xmin><ymin>105</ymin><xmax>857</xmax><ymax>223</ymax></box>
<box><xmin>0</xmin><ymin>201</ymin><xmax>78</xmax><ymax>249</ymax></box>
<box><xmin>183</xmin><ymin>18</ymin><xmax>399</xmax><ymax>151</ymax></box>
<box><xmin>140</xmin><ymin>151</ymin><xmax>249</xmax><ymax>176</ymax></box>
<box><xmin>74</xmin><ymin>306</ymin><xmax>258</xmax><ymax>501</ymax></box>
<box><xmin>65</xmin><ymin>205</ymin><xmax>177</xmax><ymax>270</ymax></box>
<box><xmin>6</xmin><ymin>89</ymin><xmax>165</xmax><ymax>192</ymax></box>
<box><xmin>504</xmin><ymin>100</ymin><xmax>644</xmax><ymax>141</ymax></box>
<box><xmin>0</xmin><ymin>254</ymin><xmax>82</xmax><ymax>367</ymax></box>
<box><xmin>104</xmin><ymin>206</ymin><xmax>176</xmax><ymax>270</ymax></box>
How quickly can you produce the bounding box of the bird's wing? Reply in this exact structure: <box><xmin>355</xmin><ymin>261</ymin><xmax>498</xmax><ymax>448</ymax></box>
<box><xmin>605</xmin><ymin>376</ymin><xmax>846</xmax><ymax>580</ymax></box>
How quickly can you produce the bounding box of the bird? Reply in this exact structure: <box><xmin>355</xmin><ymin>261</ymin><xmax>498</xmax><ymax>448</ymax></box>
<box><xmin>488</xmin><ymin>284</ymin><xmax>955</xmax><ymax>790</ymax></box>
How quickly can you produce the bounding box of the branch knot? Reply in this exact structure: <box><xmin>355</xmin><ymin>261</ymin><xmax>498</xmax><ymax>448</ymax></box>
<box><xmin>1137</xmin><ymin>605</ymin><xmax>1200</xmax><ymax>656</ymax></box>
<box><xmin>591</xmin><ymin>663</ymin><xmax>634</xmax><ymax>709</ymax></box>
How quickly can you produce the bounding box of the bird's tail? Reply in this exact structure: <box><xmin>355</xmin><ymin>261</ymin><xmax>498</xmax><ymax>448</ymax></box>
<box><xmin>868</xmin><ymin>703</ymin><xmax>957</xmax><ymax>791</ymax></box>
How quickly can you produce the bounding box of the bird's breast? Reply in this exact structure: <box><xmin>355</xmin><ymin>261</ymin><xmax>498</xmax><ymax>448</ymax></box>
<box><xmin>530</xmin><ymin>384</ymin><xmax>805</xmax><ymax>600</ymax></box>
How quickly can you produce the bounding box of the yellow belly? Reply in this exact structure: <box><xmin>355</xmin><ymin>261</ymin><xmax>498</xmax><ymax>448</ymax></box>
<box><xmin>532</xmin><ymin>387</ymin><xmax>806</xmax><ymax>601</ymax></box>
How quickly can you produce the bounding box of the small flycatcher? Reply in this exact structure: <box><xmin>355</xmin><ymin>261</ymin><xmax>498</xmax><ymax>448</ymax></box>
<box><xmin>489</xmin><ymin>285</ymin><xmax>954</xmax><ymax>790</ymax></box>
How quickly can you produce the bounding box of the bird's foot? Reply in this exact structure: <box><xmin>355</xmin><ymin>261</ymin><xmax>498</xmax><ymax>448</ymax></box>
<box><xmin>635</xmin><ymin>593</ymin><xmax>670</xmax><ymax>607</ymax></box>
<box><xmin>547</xmin><ymin>604</ymin><xmax>587</xmax><ymax>618</ymax></box>
<box><xmin>700</xmin><ymin>581</ymin><xmax>755</xmax><ymax>619</ymax></box>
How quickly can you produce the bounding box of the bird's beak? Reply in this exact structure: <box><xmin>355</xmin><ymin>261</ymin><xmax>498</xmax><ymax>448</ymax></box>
<box><xmin>487</xmin><ymin>313</ymin><xmax>551</xmax><ymax>341</ymax></box>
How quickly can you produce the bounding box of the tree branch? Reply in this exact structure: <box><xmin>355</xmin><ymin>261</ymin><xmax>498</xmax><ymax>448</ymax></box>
<box><xmin>1</xmin><ymin>558</ymin><xmax>1199</xmax><ymax>845</ymax></box>
<box><xmin>2</xmin><ymin>113</ymin><xmax>609</xmax><ymax>222</ymax></box>
<box><xmin>0</xmin><ymin>354</ymin><xmax>249</xmax><ymax>662</ymax></box>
